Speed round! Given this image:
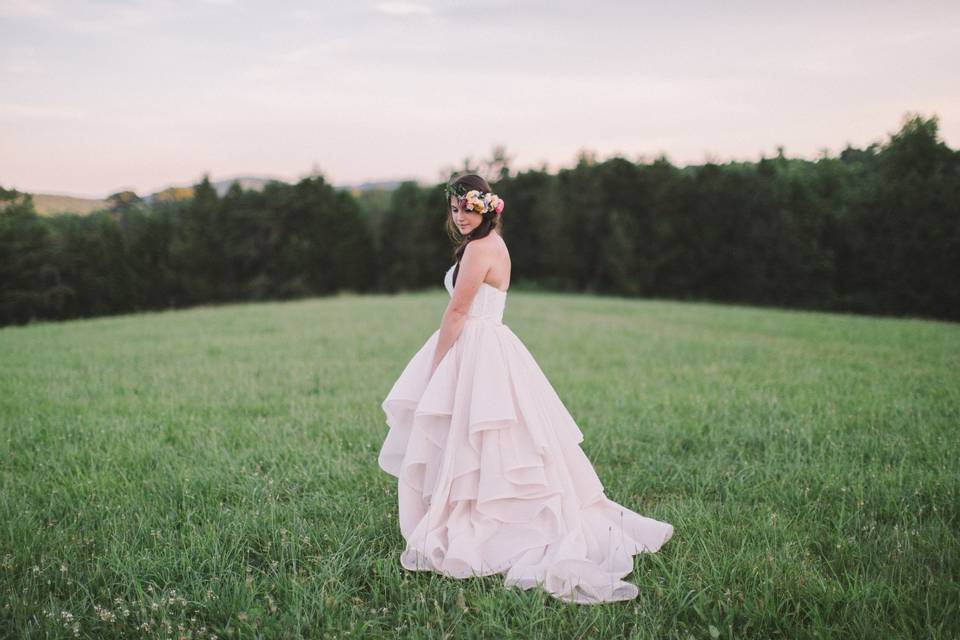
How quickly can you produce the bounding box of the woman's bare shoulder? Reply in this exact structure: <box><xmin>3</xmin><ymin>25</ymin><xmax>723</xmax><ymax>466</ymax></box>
<box><xmin>466</xmin><ymin>234</ymin><xmax>509</xmax><ymax>261</ymax></box>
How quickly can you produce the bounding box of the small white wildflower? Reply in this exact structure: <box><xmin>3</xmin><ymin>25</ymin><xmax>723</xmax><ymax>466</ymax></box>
<box><xmin>93</xmin><ymin>604</ymin><xmax>116</xmax><ymax>622</ymax></box>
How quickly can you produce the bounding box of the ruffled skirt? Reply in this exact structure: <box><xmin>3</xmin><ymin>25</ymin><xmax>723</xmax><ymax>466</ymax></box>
<box><xmin>378</xmin><ymin>318</ymin><xmax>673</xmax><ymax>604</ymax></box>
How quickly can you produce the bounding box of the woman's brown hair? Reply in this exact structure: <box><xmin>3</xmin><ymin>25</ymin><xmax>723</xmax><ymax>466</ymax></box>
<box><xmin>445</xmin><ymin>173</ymin><xmax>502</xmax><ymax>287</ymax></box>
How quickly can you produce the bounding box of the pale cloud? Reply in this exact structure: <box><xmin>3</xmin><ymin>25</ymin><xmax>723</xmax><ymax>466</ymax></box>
<box><xmin>55</xmin><ymin>4</ymin><xmax>168</xmax><ymax>33</ymax></box>
<box><xmin>273</xmin><ymin>38</ymin><xmax>354</xmax><ymax>64</ymax></box>
<box><xmin>0</xmin><ymin>46</ymin><xmax>45</xmax><ymax>75</ymax></box>
<box><xmin>374</xmin><ymin>2</ymin><xmax>433</xmax><ymax>16</ymax></box>
<box><xmin>0</xmin><ymin>0</ymin><xmax>57</xmax><ymax>18</ymax></box>
<box><xmin>0</xmin><ymin>101</ymin><xmax>85</xmax><ymax>120</ymax></box>
<box><xmin>0</xmin><ymin>0</ymin><xmax>184</xmax><ymax>33</ymax></box>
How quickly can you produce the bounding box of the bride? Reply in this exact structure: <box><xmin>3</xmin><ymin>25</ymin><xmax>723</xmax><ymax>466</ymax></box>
<box><xmin>378</xmin><ymin>173</ymin><xmax>673</xmax><ymax>605</ymax></box>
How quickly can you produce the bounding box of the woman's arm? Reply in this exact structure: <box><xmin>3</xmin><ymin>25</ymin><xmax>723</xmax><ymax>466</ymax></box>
<box><xmin>430</xmin><ymin>242</ymin><xmax>493</xmax><ymax>374</ymax></box>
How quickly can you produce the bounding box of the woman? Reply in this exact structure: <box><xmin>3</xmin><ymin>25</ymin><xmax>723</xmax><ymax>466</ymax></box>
<box><xmin>378</xmin><ymin>173</ymin><xmax>673</xmax><ymax>604</ymax></box>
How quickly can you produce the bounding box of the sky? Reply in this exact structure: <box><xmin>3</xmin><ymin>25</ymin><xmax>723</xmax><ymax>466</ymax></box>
<box><xmin>1</xmin><ymin>0</ymin><xmax>958</xmax><ymax>199</ymax></box>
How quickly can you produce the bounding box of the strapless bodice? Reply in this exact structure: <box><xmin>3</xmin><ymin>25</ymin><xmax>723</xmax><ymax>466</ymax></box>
<box><xmin>444</xmin><ymin>263</ymin><xmax>507</xmax><ymax>324</ymax></box>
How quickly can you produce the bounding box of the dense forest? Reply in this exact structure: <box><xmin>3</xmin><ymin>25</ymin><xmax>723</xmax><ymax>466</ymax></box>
<box><xmin>1</xmin><ymin>113</ymin><xmax>958</xmax><ymax>326</ymax></box>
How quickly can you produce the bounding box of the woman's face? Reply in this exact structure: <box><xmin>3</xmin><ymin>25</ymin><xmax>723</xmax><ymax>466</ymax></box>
<box><xmin>450</xmin><ymin>195</ymin><xmax>483</xmax><ymax>235</ymax></box>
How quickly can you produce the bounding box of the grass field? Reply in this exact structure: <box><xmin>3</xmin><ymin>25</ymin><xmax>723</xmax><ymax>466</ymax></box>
<box><xmin>1</xmin><ymin>289</ymin><xmax>958</xmax><ymax>639</ymax></box>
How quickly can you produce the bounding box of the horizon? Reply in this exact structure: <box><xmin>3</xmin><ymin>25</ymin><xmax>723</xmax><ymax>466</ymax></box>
<box><xmin>10</xmin><ymin>126</ymin><xmax>930</xmax><ymax>201</ymax></box>
<box><xmin>2</xmin><ymin>0</ymin><xmax>958</xmax><ymax>200</ymax></box>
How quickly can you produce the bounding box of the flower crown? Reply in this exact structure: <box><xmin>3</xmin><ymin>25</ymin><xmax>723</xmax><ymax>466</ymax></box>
<box><xmin>445</xmin><ymin>182</ymin><xmax>505</xmax><ymax>216</ymax></box>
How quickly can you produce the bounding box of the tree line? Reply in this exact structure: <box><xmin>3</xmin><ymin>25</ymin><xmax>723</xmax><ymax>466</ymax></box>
<box><xmin>1</xmin><ymin>112</ymin><xmax>957</xmax><ymax>327</ymax></box>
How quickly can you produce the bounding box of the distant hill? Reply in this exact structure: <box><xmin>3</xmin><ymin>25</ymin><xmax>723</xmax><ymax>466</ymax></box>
<box><xmin>31</xmin><ymin>193</ymin><xmax>110</xmax><ymax>216</ymax></box>
<box><xmin>339</xmin><ymin>179</ymin><xmax>411</xmax><ymax>194</ymax></box>
<box><xmin>138</xmin><ymin>177</ymin><xmax>281</xmax><ymax>204</ymax></box>
<box><xmin>26</xmin><ymin>175</ymin><xmax>419</xmax><ymax>215</ymax></box>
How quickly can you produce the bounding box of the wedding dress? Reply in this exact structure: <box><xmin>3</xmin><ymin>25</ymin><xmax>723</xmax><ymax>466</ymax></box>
<box><xmin>378</xmin><ymin>262</ymin><xmax>673</xmax><ymax>604</ymax></box>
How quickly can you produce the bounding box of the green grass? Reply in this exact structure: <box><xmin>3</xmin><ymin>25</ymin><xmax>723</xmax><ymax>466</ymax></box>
<box><xmin>1</xmin><ymin>289</ymin><xmax>958</xmax><ymax>639</ymax></box>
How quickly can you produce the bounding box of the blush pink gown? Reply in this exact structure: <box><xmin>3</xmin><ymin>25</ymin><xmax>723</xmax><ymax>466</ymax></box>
<box><xmin>378</xmin><ymin>262</ymin><xmax>673</xmax><ymax>604</ymax></box>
